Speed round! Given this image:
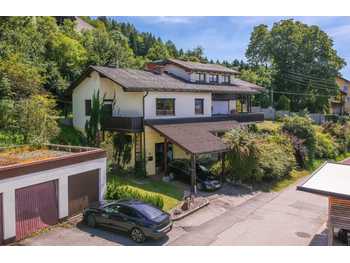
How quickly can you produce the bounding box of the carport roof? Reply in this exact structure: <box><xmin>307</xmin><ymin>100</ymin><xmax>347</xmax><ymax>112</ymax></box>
<box><xmin>147</xmin><ymin>120</ymin><xmax>240</xmax><ymax>155</ymax></box>
<box><xmin>297</xmin><ymin>161</ymin><xmax>350</xmax><ymax>200</ymax></box>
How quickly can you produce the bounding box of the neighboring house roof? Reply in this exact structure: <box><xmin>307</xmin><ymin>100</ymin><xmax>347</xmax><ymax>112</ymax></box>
<box><xmin>70</xmin><ymin>66</ymin><xmax>263</xmax><ymax>94</ymax></box>
<box><xmin>166</xmin><ymin>58</ymin><xmax>239</xmax><ymax>74</ymax></box>
<box><xmin>297</xmin><ymin>161</ymin><xmax>350</xmax><ymax>200</ymax></box>
<box><xmin>147</xmin><ymin>120</ymin><xmax>240</xmax><ymax>155</ymax></box>
<box><xmin>74</xmin><ymin>17</ymin><xmax>95</xmax><ymax>32</ymax></box>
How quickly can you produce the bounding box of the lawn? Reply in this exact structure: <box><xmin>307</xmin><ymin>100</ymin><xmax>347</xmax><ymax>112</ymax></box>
<box><xmin>107</xmin><ymin>173</ymin><xmax>185</xmax><ymax>212</ymax></box>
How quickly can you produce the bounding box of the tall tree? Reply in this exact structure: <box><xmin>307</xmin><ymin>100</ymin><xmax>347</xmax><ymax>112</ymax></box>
<box><xmin>245</xmin><ymin>19</ymin><xmax>346</xmax><ymax>113</ymax></box>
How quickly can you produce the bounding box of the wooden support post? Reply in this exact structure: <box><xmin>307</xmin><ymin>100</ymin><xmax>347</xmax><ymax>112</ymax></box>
<box><xmin>163</xmin><ymin>138</ymin><xmax>168</xmax><ymax>176</ymax></box>
<box><xmin>191</xmin><ymin>154</ymin><xmax>197</xmax><ymax>195</ymax></box>
<box><xmin>221</xmin><ymin>152</ymin><xmax>225</xmax><ymax>184</ymax></box>
<box><xmin>328</xmin><ymin>223</ymin><xmax>334</xmax><ymax>246</ymax></box>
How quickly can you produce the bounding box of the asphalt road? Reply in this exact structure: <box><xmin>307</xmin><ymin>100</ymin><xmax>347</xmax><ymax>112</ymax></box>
<box><xmin>18</xmin><ymin>179</ymin><xmax>328</xmax><ymax>246</ymax></box>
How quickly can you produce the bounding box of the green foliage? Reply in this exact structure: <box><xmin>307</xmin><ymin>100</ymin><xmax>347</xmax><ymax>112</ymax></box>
<box><xmin>51</xmin><ymin>124</ymin><xmax>86</xmax><ymax>146</ymax></box>
<box><xmin>106</xmin><ymin>185</ymin><xmax>164</xmax><ymax>209</ymax></box>
<box><xmin>256</xmin><ymin>134</ymin><xmax>296</xmax><ymax>181</ymax></box>
<box><xmin>315</xmin><ymin>131</ymin><xmax>338</xmax><ymax>159</ymax></box>
<box><xmin>322</xmin><ymin>121</ymin><xmax>350</xmax><ymax>154</ymax></box>
<box><xmin>112</xmin><ymin>132</ymin><xmax>133</xmax><ymax>168</ymax></box>
<box><xmin>223</xmin><ymin>129</ymin><xmax>296</xmax><ymax>183</ymax></box>
<box><xmin>14</xmin><ymin>95</ymin><xmax>60</xmax><ymax>145</ymax></box>
<box><xmin>0</xmin><ymin>131</ymin><xmax>24</xmax><ymax>146</ymax></box>
<box><xmin>146</xmin><ymin>42</ymin><xmax>170</xmax><ymax>61</ymax></box>
<box><xmin>223</xmin><ymin>129</ymin><xmax>260</xmax><ymax>183</ymax></box>
<box><xmin>245</xmin><ymin>19</ymin><xmax>346</xmax><ymax>113</ymax></box>
<box><xmin>85</xmin><ymin>90</ymin><xmax>104</xmax><ymax>147</ymax></box>
<box><xmin>276</xmin><ymin>95</ymin><xmax>291</xmax><ymax>111</ymax></box>
<box><xmin>281</xmin><ymin>115</ymin><xmax>317</xmax><ymax>162</ymax></box>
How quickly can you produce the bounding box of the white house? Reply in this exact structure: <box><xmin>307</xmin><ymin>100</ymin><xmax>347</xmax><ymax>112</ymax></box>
<box><xmin>71</xmin><ymin>58</ymin><xmax>264</xmax><ymax>192</ymax></box>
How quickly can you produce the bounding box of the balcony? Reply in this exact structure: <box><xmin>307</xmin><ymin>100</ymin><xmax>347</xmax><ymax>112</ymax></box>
<box><xmin>101</xmin><ymin>116</ymin><xmax>144</xmax><ymax>132</ymax></box>
<box><xmin>145</xmin><ymin>112</ymin><xmax>264</xmax><ymax>125</ymax></box>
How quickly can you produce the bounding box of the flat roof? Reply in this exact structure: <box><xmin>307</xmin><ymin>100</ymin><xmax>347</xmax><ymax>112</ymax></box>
<box><xmin>147</xmin><ymin>120</ymin><xmax>240</xmax><ymax>155</ymax></box>
<box><xmin>297</xmin><ymin>162</ymin><xmax>350</xmax><ymax>200</ymax></box>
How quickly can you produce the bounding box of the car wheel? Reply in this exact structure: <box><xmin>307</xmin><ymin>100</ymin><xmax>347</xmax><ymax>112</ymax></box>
<box><xmin>338</xmin><ymin>229</ymin><xmax>348</xmax><ymax>244</ymax></box>
<box><xmin>87</xmin><ymin>214</ymin><xmax>97</xmax><ymax>228</ymax></box>
<box><xmin>130</xmin><ymin>227</ymin><xmax>146</xmax><ymax>243</ymax></box>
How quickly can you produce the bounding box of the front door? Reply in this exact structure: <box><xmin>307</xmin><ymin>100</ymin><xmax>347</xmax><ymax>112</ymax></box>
<box><xmin>155</xmin><ymin>142</ymin><xmax>173</xmax><ymax>174</ymax></box>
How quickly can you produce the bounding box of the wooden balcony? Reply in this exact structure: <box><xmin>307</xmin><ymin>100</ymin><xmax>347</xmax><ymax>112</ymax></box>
<box><xmin>229</xmin><ymin>112</ymin><xmax>264</xmax><ymax>123</ymax></box>
<box><xmin>101</xmin><ymin>116</ymin><xmax>144</xmax><ymax>132</ymax></box>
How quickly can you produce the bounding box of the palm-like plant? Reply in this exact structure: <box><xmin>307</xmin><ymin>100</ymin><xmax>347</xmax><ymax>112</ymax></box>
<box><xmin>85</xmin><ymin>90</ymin><xmax>105</xmax><ymax>147</ymax></box>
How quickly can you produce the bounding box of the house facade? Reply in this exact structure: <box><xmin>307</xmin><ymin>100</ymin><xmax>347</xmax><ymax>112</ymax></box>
<box><xmin>71</xmin><ymin>59</ymin><xmax>264</xmax><ymax>192</ymax></box>
<box><xmin>331</xmin><ymin>76</ymin><xmax>350</xmax><ymax>115</ymax></box>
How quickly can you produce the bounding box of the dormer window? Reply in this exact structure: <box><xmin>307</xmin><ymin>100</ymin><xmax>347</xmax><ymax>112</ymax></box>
<box><xmin>223</xmin><ymin>75</ymin><xmax>231</xmax><ymax>84</ymax></box>
<box><xmin>209</xmin><ymin>74</ymin><xmax>219</xmax><ymax>83</ymax></box>
<box><xmin>197</xmin><ymin>72</ymin><xmax>206</xmax><ymax>83</ymax></box>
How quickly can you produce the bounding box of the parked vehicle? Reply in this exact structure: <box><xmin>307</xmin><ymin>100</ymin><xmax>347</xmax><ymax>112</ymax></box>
<box><xmin>338</xmin><ymin>228</ymin><xmax>349</xmax><ymax>245</ymax></box>
<box><xmin>83</xmin><ymin>199</ymin><xmax>172</xmax><ymax>243</ymax></box>
<box><xmin>167</xmin><ymin>159</ymin><xmax>222</xmax><ymax>191</ymax></box>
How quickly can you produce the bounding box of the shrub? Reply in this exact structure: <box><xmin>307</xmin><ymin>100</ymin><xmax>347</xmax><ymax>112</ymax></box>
<box><xmin>256</xmin><ymin>134</ymin><xmax>296</xmax><ymax>181</ymax></box>
<box><xmin>281</xmin><ymin>115</ymin><xmax>316</xmax><ymax>164</ymax></box>
<box><xmin>105</xmin><ymin>185</ymin><xmax>164</xmax><ymax>209</ymax></box>
<box><xmin>223</xmin><ymin>128</ymin><xmax>260</xmax><ymax>183</ymax></box>
<box><xmin>51</xmin><ymin>124</ymin><xmax>86</xmax><ymax>146</ymax></box>
<box><xmin>14</xmin><ymin>95</ymin><xmax>59</xmax><ymax>145</ymax></box>
<box><xmin>315</xmin><ymin>132</ymin><xmax>338</xmax><ymax>159</ymax></box>
<box><xmin>322</xmin><ymin>121</ymin><xmax>350</xmax><ymax>154</ymax></box>
<box><xmin>276</xmin><ymin>95</ymin><xmax>291</xmax><ymax>111</ymax></box>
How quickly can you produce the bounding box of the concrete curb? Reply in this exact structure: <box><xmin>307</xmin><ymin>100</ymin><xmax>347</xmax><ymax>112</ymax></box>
<box><xmin>171</xmin><ymin>198</ymin><xmax>210</xmax><ymax>221</ymax></box>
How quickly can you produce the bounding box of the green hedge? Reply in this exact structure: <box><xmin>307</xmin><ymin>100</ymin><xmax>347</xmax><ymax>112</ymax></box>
<box><xmin>105</xmin><ymin>184</ymin><xmax>164</xmax><ymax>209</ymax></box>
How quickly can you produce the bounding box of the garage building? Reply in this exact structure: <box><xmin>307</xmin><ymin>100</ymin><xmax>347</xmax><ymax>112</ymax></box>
<box><xmin>0</xmin><ymin>145</ymin><xmax>106</xmax><ymax>245</ymax></box>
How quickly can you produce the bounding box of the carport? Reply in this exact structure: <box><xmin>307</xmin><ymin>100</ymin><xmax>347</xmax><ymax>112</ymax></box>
<box><xmin>147</xmin><ymin>120</ymin><xmax>240</xmax><ymax>194</ymax></box>
<box><xmin>297</xmin><ymin>161</ymin><xmax>350</xmax><ymax>245</ymax></box>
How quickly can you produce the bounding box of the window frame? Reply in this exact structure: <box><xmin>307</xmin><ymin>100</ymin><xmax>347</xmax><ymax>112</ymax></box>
<box><xmin>156</xmin><ymin>98</ymin><xmax>176</xmax><ymax>116</ymax></box>
<box><xmin>85</xmin><ymin>100</ymin><xmax>92</xmax><ymax>116</ymax></box>
<box><xmin>194</xmin><ymin>98</ymin><xmax>204</xmax><ymax>115</ymax></box>
<box><xmin>223</xmin><ymin>75</ymin><xmax>231</xmax><ymax>84</ymax></box>
<box><xmin>209</xmin><ymin>74</ymin><xmax>219</xmax><ymax>83</ymax></box>
<box><xmin>197</xmin><ymin>72</ymin><xmax>206</xmax><ymax>83</ymax></box>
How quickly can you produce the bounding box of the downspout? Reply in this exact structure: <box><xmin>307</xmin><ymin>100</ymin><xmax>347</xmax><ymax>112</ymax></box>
<box><xmin>142</xmin><ymin>91</ymin><xmax>149</xmax><ymax>175</ymax></box>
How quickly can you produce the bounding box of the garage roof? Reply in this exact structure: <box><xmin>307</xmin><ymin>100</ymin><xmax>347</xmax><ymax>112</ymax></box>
<box><xmin>147</xmin><ymin>120</ymin><xmax>240</xmax><ymax>155</ymax></box>
<box><xmin>297</xmin><ymin>162</ymin><xmax>350</xmax><ymax>200</ymax></box>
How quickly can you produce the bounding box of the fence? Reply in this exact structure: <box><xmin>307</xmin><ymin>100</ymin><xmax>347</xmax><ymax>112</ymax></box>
<box><xmin>251</xmin><ymin>107</ymin><xmax>326</xmax><ymax>125</ymax></box>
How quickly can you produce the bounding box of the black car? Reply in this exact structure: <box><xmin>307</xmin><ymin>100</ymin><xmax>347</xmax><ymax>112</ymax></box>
<box><xmin>83</xmin><ymin>199</ymin><xmax>172</xmax><ymax>243</ymax></box>
<box><xmin>168</xmin><ymin>159</ymin><xmax>222</xmax><ymax>191</ymax></box>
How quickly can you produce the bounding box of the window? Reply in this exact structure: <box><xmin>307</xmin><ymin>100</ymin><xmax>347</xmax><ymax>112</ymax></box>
<box><xmin>118</xmin><ymin>206</ymin><xmax>141</xmax><ymax>218</ymax></box>
<box><xmin>103</xmin><ymin>100</ymin><xmax>113</xmax><ymax>116</ymax></box>
<box><xmin>195</xmin><ymin>98</ymin><xmax>204</xmax><ymax>115</ymax></box>
<box><xmin>156</xmin><ymin>98</ymin><xmax>175</xmax><ymax>116</ymax></box>
<box><xmin>209</xmin><ymin>74</ymin><xmax>218</xmax><ymax>83</ymax></box>
<box><xmin>223</xmin><ymin>75</ymin><xmax>231</xmax><ymax>84</ymax></box>
<box><xmin>197</xmin><ymin>72</ymin><xmax>206</xmax><ymax>83</ymax></box>
<box><xmin>85</xmin><ymin>100</ymin><xmax>91</xmax><ymax>116</ymax></box>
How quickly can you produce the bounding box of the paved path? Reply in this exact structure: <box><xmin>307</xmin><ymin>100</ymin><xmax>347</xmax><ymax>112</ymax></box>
<box><xmin>169</xmin><ymin>179</ymin><xmax>328</xmax><ymax>245</ymax></box>
<box><xmin>18</xmin><ymin>179</ymin><xmax>328</xmax><ymax>246</ymax></box>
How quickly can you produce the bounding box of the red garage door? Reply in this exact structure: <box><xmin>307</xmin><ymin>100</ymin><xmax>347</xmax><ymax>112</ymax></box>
<box><xmin>15</xmin><ymin>181</ymin><xmax>59</xmax><ymax>241</ymax></box>
<box><xmin>68</xmin><ymin>170</ymin><xmax>99</xmax><ymax>216</ymax></box>
<box><xmin>0</xmin><ymin>193</ymin><xmax>3</xmax><ymax>245</ymax></box>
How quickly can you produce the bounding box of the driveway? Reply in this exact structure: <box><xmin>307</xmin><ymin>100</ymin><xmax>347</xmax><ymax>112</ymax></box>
<box><xmin>18</xmin><ymin>179</ymin><xmax>329</xmax><ymax>246</ymax></box>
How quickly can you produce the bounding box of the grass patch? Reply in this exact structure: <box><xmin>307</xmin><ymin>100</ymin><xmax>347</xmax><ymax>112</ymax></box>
<box><xmin>256</xmin><ymin>120</ymin><xmax>281</xmax><ymax>133</ymax></box>
<box><xmin>107</xmin><ymin>173</ymin><xmax>184</xmax><ymax>212</ymax></box>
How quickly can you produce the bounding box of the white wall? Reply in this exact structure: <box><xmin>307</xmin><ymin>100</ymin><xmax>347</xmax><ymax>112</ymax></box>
<box><xmin>0</xmin><ymin>157</ymin><xmax>107</xmax><ymax>241</ymax></box>
<box><xmin>72</xmin><ymin>71</ymin><xmax>144</xmax><ymax>132</ymax></box>
<box><xmin>144</xmin><ymin>91</ymin><xmax>212</xmax><ymax>119</ymax></box>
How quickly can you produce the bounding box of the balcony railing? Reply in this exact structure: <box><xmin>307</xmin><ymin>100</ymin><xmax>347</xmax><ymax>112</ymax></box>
<box><xmin>145</xmin><ymin>112</ymin><xmax>264</xmax><ymax>125</ymax></box>
<box><xmin>101</xmin><ymin>116</ymin><xmax>144</xmax><ymax>132</ymax></box>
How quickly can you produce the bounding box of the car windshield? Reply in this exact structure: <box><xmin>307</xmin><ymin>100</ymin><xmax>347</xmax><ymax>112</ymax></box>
<box><xmin>134</xmin><ymin>203</ymin><xmax>163</xmax><ymax>220</ymax></box>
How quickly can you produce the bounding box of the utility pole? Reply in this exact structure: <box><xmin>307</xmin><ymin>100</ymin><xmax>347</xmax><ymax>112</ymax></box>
<box><xmin>270</xmin><ymin>87</ymin><xmax>274</xmax><ymax>108</ymax></box>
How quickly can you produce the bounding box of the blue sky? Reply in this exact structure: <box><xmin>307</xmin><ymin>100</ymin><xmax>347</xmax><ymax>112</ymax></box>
<box><xmin>114</xmin><ymin>16</ymin><xmax>350</xmax><ymax>79</ymax></box>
